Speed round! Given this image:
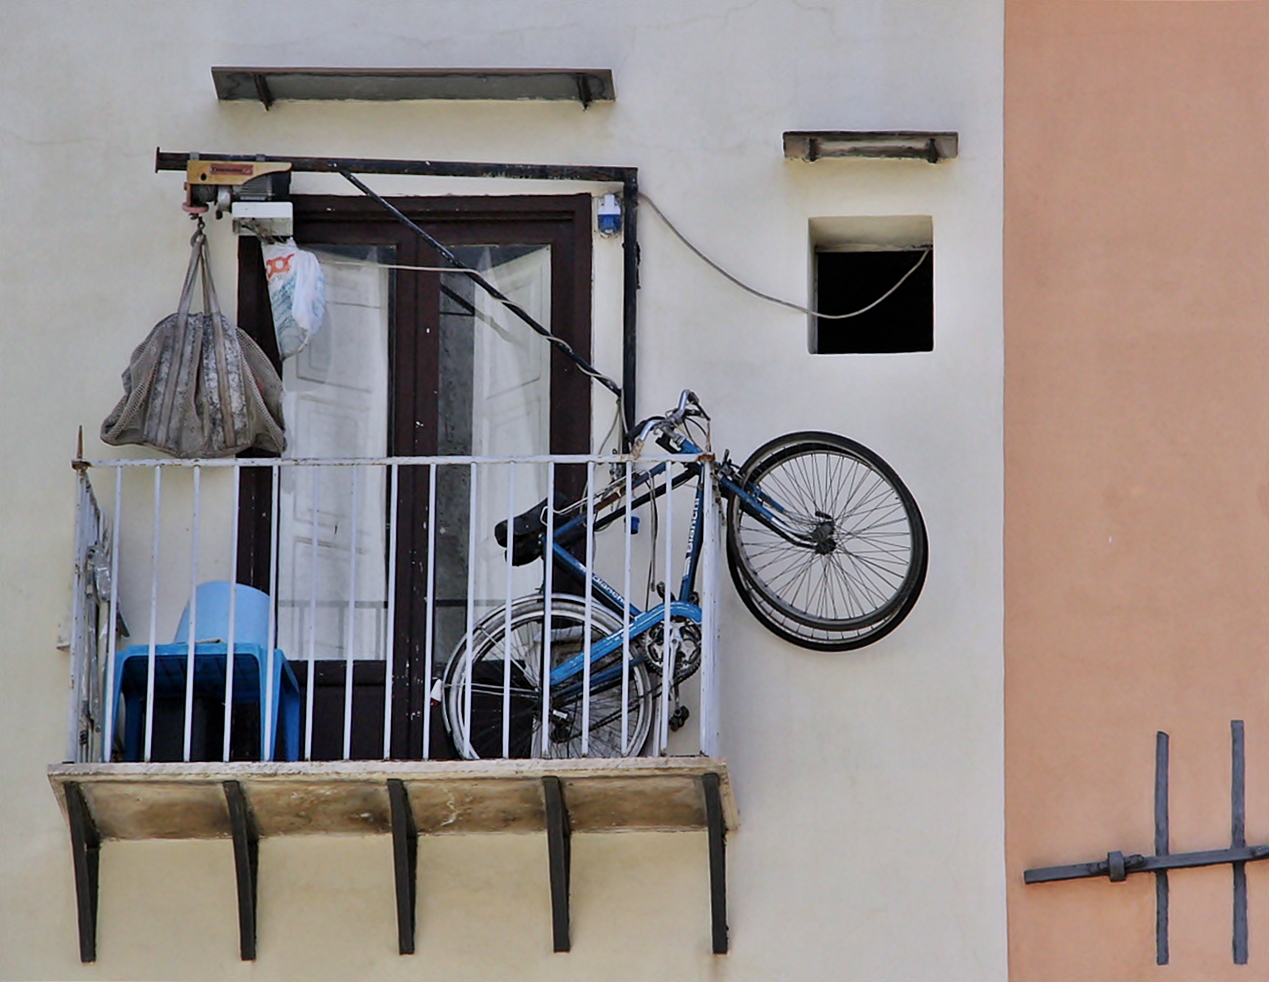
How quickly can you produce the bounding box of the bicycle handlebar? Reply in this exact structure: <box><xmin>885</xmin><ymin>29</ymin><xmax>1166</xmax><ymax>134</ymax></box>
<box><xmin>630</xmin><ymin>390</ymin><xmax>709</xmax><ymax>457</ymax></box>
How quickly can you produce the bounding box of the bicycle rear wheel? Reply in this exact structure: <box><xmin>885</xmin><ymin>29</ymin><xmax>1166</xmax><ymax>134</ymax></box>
<box><xmin>726</xmin><ymin>432</ymin><xmax>927</xmax><ymax>648</ymax></box>
<box><xmin>443</xmin><ymin>595</ymin><xmax>653</xmax><ymax>760</ymax></box>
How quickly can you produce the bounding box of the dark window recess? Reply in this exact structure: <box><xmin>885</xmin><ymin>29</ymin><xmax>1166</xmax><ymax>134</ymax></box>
<box><xmin>814</xmin><ymin>249</ymin><xmax>933</xmax><ymax>354</ymax></box>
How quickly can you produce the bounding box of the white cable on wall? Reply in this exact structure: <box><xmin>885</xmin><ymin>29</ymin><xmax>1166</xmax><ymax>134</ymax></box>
<box><xmin>639</xmin><ymin>193</ymin><xmax>929</xmax><ymax>320</ymax></box>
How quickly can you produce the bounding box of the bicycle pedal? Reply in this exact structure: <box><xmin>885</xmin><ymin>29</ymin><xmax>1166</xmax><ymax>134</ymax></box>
<box><xmin>668</xmin><ymin>705</ymin><xmax>690</xmax><ymax>732</ymax></box>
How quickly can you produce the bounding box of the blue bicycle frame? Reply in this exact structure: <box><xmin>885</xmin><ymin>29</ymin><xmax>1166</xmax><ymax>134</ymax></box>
<box><xmin>543</xmin><ymin>434</ymin><xmax>790</xmax><ymax>691</ymax></box>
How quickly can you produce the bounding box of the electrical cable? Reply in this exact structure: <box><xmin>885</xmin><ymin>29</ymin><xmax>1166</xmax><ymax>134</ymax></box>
<box><xmin>639</xmin><ymin>192</ymin><xmax>930</xmax><ymax>320</ymax></box>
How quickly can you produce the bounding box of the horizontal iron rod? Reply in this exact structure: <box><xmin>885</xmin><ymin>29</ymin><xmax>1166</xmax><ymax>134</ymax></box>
<box><xmin>1025</xmin><ymin>844</ymin><xmax>1269</xmax><ymax>884</ymax></box>
<box><xmin>155</xmin><ymin>149</ymin><xmax>635</xmax><ymax>185</ymax></box>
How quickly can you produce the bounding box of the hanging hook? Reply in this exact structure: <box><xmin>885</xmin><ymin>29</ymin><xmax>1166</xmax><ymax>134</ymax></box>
<box><xmin>188</xmin><ymin>214</ymin><xmax>206</xmax><ymax>246</ymax></box>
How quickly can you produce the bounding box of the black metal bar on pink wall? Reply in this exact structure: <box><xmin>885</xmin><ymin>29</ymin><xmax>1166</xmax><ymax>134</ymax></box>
<box><xmin>1026</xmin><ymin>723</ymin><xmax>1257</xmax><ymax>966</ymax></box>
<box><xmin>1155</xmin><ymin>731</ymin><xmax>1169</xmax><ymax>965</ymax></box>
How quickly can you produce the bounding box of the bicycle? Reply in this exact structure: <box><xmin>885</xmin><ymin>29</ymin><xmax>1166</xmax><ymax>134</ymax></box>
<box><xmin>442</xmin><ymin>390</ymin><xmax>927</xmax><ymax>759</ymax></box>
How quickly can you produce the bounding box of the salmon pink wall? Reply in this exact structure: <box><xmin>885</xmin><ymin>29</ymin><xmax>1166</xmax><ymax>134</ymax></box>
<box><xmin>1006</xmin><ymin>2</ymin><xmax>1269</xmax><ymax>978</ymax></box>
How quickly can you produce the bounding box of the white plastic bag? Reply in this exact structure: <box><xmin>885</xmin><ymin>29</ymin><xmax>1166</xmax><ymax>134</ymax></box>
<box><xmin>261</xmin><ymin>239</ymin><xmax>325</xmax><ymax>359</ymax></box>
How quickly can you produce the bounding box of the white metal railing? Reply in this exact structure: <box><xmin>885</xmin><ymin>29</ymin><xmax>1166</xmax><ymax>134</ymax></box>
<box><xmin>67</xmin><ymin>453</ymin><xmax>721</xmax><ymax>765</ymax></box>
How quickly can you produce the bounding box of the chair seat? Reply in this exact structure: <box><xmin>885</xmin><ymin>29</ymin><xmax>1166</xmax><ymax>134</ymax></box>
<box><xmin>112</xmin><ymin>643</ymin><xmax>300</xmax><ymax>762</ymax></box>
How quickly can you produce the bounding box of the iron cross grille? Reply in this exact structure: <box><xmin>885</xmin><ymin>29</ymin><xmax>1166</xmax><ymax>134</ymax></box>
<box><xmin>1024</xmin><ymin>721</ymin><xmax>1260</xmax><ymax>965</ymax></box>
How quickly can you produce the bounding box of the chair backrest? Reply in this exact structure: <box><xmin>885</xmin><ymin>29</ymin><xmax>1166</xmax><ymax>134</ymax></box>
<box><xmin>173</xmin><ymin>581</ymin><xmax>271</xmax><ymax>648</ymax></box>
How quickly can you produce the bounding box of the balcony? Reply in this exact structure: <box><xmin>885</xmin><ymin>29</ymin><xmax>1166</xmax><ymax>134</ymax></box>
<box><xmin>54</xmin><ymin>452</ymin><xmax>733</xmax><ymax>961</ymax></box>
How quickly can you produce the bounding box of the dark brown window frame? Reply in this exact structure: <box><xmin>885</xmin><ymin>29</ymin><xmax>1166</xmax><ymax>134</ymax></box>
<box><xmin>234</xmin><ymin>192</ymin><xmax>595</xmax><ymax>759</ymax></box>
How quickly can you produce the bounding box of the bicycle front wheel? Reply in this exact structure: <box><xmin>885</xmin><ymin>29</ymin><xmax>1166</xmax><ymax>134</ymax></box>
<box><xmin>726</xmin><ymin>432</ymin><xmax>927</xmax><ymax>646</ymax></box>
<box><xmin>443</xmin><ymin>595</ymin><xmax>653</xmax><ymax>760</ymax></box>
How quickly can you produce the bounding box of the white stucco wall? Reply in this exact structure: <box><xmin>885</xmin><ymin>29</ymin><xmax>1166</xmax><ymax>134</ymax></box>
<box><xmin>0</xmin><ymin>1</ymin><xmax>1005</xmax><ymax>979</ymax></box>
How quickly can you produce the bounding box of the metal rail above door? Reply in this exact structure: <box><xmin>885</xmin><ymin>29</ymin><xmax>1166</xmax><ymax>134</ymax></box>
<box><xmin>154</xmin><ymin>149</ymin><xmax>641</xmax><ymax>436</ymax></box>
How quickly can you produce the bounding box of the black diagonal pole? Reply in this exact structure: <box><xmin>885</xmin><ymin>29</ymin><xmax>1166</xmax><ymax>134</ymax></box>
<box><xmin>339</xmin><ymin>170</ymin><xmax>623</xmax><ymax>401</ymax></box>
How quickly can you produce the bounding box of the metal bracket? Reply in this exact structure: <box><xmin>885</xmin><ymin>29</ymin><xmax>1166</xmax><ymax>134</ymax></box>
<box><xmin>702</xmin><ymin>772</ymin><xmax>729</xmax><ymax>954</ymax></box>
<box><xmin>387</xmin><ymin>779</ymin><xmax>419</xmax><ymax>955</ymax></box>
<box><xmin>223</xmin><ymin>781</ymin><xmax>259</xmax><ymax>960</ymax></box>
<box><xmin>65</xmin><ymin>782</ymin><xmax>100</xmax><ymax>963</ymax></box>
<box><xmin>543</xmin><ymin>776</ymin><xmax>571</xmax><ymax>952</ymax></box>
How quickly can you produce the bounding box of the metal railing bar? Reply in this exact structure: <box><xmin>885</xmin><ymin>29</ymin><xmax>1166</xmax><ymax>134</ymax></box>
<box><xmin>383</xmin><ymin>462</ymin><xmax>400</xmax><ymax>760</ymax></box>
<box><xmin>463</xmin><ymin>462</ymin><xmax>479</xmax><ymax>759</ymax></box>
<box><xmin>342</xmin><ymin>465</ymin><xmax>359</xmax><ymax>761</ymax></box>
<box><xmin>79</xmin><ymin>452</ymin><xmax>703</xmax><ymax>469</ymax></box>
<box><xmin>582</xmin><ymin>460</ymin><xmax>595</xmax><ymax>756</ymax></box>
<box><xmin>541</xmin><ymin>463</ymin><xmax>555</xmax><ymax>759</ymax></box>
<box><xmin>222</xmin><ymin>465</ymin><xmax>240</xmax><ymax>762</ymax></box>
<box><xmin>659</xmin><ymin>464</ymin><xmax>674</xmax><ymax>754</ymax></box>
<box><xmin>264</xmin><ymin>464</ymin><xmax>280</xmax><ymax>762</ymax></box>
<box><xmin>420</xmin><ymin>462</ymin><xmax>436</xmax><ymax>759</ymax></box>
<box><xmin>622</xmin><ymin>462</ymin><xmax>632</xmax><ymax>754</ymax></box>
<box><xmin>502</xmin><ymin>462</ymin><xmax>516</xmax><ymax>759</ymax></box>
<box><xmin>103</xmin><ymin>468</ymin><xmax>122</xmax><ymax>763</ymax></box>
<box><xmin>304</xmin><ymin>466</ymin><xmax>320</xmax><ymax>761</ymax></box>
<box><xmin>143</xmin><ymin>466</ymin><xmax>161</xmax><ymax>762</ymax></box>
<box><xmin>183</xmin><ymin>465</ymin><xmax>201</xmax><ymax>762</ymax></box>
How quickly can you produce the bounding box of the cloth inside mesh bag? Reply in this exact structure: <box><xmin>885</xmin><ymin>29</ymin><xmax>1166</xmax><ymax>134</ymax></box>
<box><xmin>101</xmin><ymin>226</ymin><xmax>285</xmax><ymax>457</ymax></box>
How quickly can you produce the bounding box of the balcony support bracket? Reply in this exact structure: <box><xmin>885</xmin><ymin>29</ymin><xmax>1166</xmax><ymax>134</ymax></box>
<box><xmin>703</xmin><ymin>772</ymin><xmax>729</xmax><ymax>954</ymax></box>
<box><xmin>223</xmin><ymin>780</ymin><xmax>259</xmax><ymax>960</ymax></box>
<box><xmin>387</xmin><ymin>778</ymin><xmax>419</xmax><ymax>955</ymax></box>
<box><xmin>65</xmin><ymin>781</ymin><xmax>100</xmax><ymax>963</ymax></box>
<box><xmin>543</xmin><ymin>776</ymin><xmax>571</xmax><ymax>952</ymax></box>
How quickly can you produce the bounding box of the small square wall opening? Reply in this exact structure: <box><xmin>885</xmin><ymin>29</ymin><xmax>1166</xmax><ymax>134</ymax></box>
<box><xmin>810</xmin><ymin>216</ymin><xmax>933</xmax><ymax>354</ymax></box>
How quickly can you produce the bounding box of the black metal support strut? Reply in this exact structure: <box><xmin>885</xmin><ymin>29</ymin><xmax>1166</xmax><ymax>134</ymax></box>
<box><xmin>65</xmin><ymin>782</ymin><xmax>100</xmax><ymax>963</ymax></box>
<box><xmin>543</xmin><ymin>776</ymin><xmax>572</xmax><ymax>953</ymax></box>
<box><xmin>702</xmin><ymin>772</ymin><xmax>729</xmax><ymax>955</ymax></box>
<box><xmin>387</xmin><ymin>779</ymin><xmax>419</xmax><ymax>955</ymax></box>
<box><xmin>223</xmin><ymin>781</ymin><xmax>259</xmax><ymax>961</ymax></box>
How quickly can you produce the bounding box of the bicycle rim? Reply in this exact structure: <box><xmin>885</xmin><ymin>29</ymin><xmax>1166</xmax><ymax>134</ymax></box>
<box><xmin>726</xmin><ymin>432</ymin><xmax>927</xmax><ymax>633</ymax></box>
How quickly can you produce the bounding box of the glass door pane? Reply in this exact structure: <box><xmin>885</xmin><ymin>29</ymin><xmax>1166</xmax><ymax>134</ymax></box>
<box><xmin>276</xmin><ymin>245</ymin><xmax>392</xmax><ymax>664</ymax></box>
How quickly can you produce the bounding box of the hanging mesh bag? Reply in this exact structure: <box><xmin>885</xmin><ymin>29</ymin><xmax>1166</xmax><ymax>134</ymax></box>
<box><xmin>101</xmin><ymin>223</ymin><xmax>285</xmax><ymax>457</ymax></box>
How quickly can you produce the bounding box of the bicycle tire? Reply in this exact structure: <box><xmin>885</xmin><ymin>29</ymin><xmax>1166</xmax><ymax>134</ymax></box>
<box><xmin>731</xmin><ymin>551</ymin><xmax>923</xmax><ymax>651</ymax></box>
<box><xmin>726</xmin><ymin>432</ymin><xmax>927</xmax><ymax>646</ymax></box>
<box><xmin>442</xmin><ymin>595</ymin><xmax>653</xmax><ymax>760</ymax></box>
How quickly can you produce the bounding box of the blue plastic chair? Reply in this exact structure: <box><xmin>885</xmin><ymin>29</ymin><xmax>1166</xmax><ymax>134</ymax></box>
<box><xmin>110</xmin><ymin>583</ymin><xmax>300</xmax><ymax>761</ymax></box>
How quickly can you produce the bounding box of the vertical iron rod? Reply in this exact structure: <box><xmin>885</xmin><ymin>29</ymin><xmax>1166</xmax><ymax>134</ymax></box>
<box><xmin>1155</xmin><ymin>730</ymin><xmax>1170</xmax><ymax>966</ymax></box>
<box><xmin>1233</xmin><ymin>719</ymin><xmax>1248</xmax><ymax>964</ymax></box>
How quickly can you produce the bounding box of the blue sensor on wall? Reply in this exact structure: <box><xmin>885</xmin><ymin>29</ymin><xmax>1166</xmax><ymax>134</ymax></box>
<box><xmin>597</xmin><ymin>192</ymin><xmax>622</xmax><ymax>237</ymax></box>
